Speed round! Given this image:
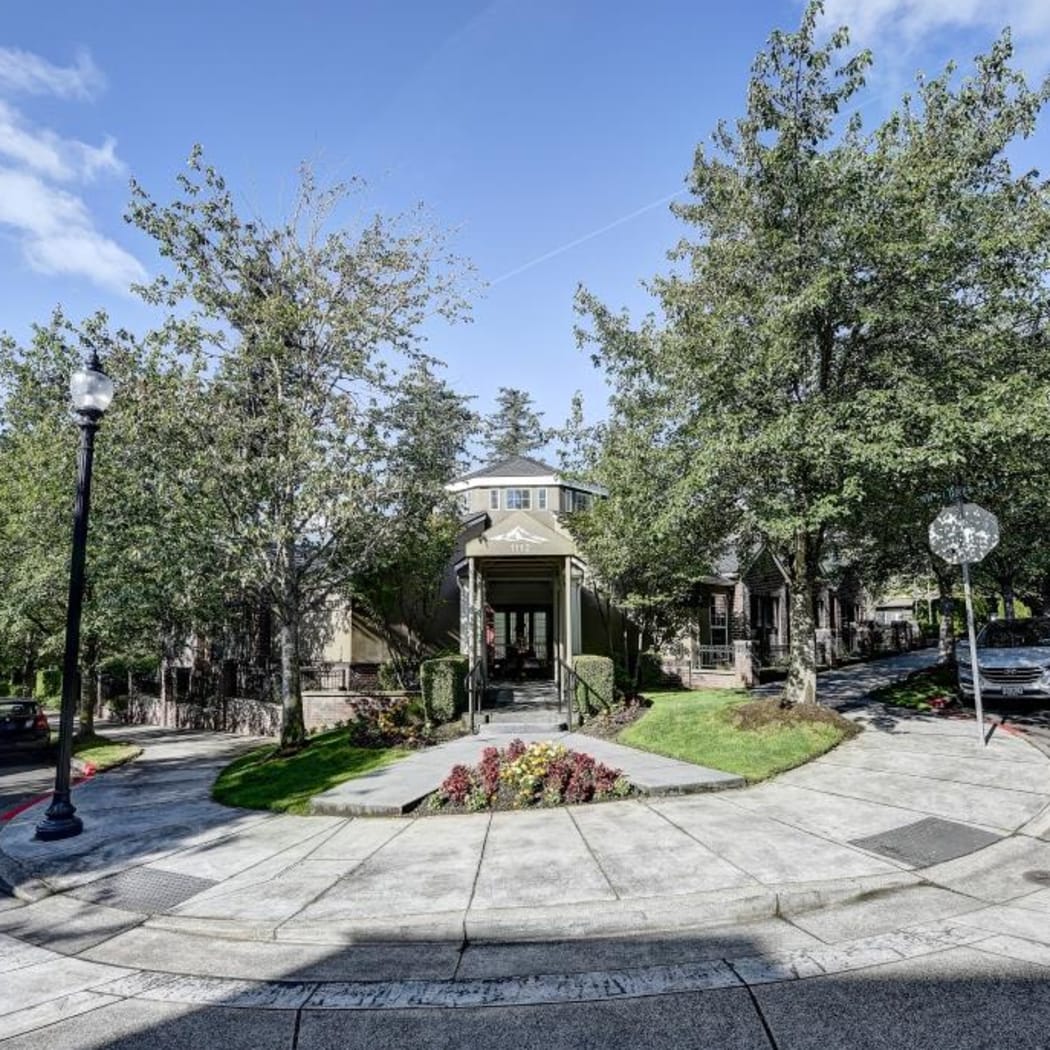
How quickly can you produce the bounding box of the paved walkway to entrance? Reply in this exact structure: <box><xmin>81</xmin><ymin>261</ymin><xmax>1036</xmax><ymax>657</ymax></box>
<box><xmin>312</xmin><ymin>729</ymin><xmax>744</xmax><ymax>816</ymax></box>
<box><xmin>3</xmin><ymin>650</ymin><xmax>1050</xmax><ymax>1043</ymax></box>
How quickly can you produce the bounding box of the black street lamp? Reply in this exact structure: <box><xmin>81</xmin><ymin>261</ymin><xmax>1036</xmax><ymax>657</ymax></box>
<box><xmin>35</xmin><ymin>350</ymin><xmax>114</xmax><ymax>842</ymax></box>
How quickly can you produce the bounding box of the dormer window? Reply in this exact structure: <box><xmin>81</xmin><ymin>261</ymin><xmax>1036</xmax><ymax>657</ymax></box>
<box><xmin>505</xmin><ymin>488</ymin><xmax>531</xmax><ymax>510</ymax></box>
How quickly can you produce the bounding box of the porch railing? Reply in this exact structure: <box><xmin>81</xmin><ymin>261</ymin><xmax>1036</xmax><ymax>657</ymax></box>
<box><xmin>693</xmin><ymin>645</ymin><xmax>734</xmax><ymax>671</ymax></box>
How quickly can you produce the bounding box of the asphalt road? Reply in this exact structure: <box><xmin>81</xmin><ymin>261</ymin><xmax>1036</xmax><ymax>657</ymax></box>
<box><xmin>982</xmin><ymin>697</ymin><xmax>1050</xmax><ymax>757</ymax></box>
<box><xmin>0</xmin><ymin>751</ymin><xmax>54</xmax><ymax>820</ymax></box>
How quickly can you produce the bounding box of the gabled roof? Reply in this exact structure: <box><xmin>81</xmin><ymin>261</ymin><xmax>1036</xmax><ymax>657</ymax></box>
<box><xmin>452</xmin><ymin>454</ymin><xmax>559</xmax><ymax>484</ymax></box>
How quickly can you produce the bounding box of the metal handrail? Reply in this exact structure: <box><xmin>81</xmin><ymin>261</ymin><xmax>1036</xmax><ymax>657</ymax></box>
<box><xmin>554</xmin><ymin>658</ymin><xmax>578</xmax><ymax>733</ymax></box>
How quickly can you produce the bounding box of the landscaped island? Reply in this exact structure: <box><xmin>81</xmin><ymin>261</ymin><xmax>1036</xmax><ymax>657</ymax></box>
<box><xmin>610</xmin><ymin>689</ymin><xmax>859</xmax><ymax>783</ymax></box>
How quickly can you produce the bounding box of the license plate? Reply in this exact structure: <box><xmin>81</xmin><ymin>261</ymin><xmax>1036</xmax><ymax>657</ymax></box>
<box><xmin>1001</xmin><ymin>684</ymin><xmax>1026</xmax><ymax>696</ymax></box>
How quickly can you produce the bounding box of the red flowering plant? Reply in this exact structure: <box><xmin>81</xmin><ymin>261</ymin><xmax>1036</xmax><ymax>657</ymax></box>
<box><xmin>427</xmin><ymin>739</ymin><xmax>632</xmax><ymax>812</ymax></box>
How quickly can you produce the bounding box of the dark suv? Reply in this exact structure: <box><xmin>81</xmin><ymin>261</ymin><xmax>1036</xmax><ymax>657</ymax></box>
<box><xmin>0</xmin><ymin>698</ymin><xmax>51</xmax><ymax>754</ymax></box>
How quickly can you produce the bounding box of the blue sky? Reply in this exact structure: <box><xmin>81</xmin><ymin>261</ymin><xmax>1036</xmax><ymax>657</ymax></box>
<box><xmin>2</xmin><ymin>0</ymin><xmax>1050</xmax><ymax>435</ymax></box>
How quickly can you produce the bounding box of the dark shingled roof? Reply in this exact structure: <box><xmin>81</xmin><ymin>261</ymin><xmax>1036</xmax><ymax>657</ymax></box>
<box><xmin>452</xmin><ymin>455</ymin><xmax>559</xmax><ymax>483</ymax></box>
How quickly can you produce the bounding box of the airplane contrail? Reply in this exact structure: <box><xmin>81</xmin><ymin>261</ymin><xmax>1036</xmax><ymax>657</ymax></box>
<box><xmin>490</xmin><ymin>188</ymin><xmax>684</xmax><ymax>286</ymax></box>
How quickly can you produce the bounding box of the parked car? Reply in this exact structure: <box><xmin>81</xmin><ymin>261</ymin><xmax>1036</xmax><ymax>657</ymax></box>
<box><xmin>0</xmin><ymin>698</ymin><xmax>51</xmax><ymax>754</ymax></box>
<box><xmin>957</xmin><ymin>618</ymin><xmax>1050</xmax><ymax>701</ymax></box>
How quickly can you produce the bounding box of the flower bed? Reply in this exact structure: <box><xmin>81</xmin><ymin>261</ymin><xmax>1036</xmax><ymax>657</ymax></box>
<box><xmin>426</xmin><ymin>739</ymin><xmax>632</xmax><ymax>813</ymax></box>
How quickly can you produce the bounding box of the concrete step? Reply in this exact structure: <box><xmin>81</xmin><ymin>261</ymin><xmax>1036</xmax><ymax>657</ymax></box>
<box><xmin>478</xmin><ymin>721</ymin><xmax>567</xmax><ymax>734</ymax></box>
<box><xmin>469</xmin><ymin>709</ymin><xmax>567</xmax><ymax>734</ymax></box>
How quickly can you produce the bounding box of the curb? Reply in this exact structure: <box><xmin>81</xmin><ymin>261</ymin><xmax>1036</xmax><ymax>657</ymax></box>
<box><xmin>143</xmin><ymin>871</ymin><xmax>921</xmax><ymax>947</ymax></box>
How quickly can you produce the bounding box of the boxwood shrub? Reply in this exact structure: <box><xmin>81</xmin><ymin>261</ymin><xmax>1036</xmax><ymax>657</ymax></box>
<box><xmin>419</xmin><ymin>655</ymin><xmax>468</xmax><ymax>724</ymax></box>
<box><xmin>573</xmin><ymin>655</ymin><xmax>614</xmax><ymax>718</ymax></box>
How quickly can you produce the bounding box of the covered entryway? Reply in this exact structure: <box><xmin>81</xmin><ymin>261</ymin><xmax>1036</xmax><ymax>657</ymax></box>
<box><xmin>458</xmin><ymin>511</ymin><xmax>584</xmax><ymax>727</ymax></box>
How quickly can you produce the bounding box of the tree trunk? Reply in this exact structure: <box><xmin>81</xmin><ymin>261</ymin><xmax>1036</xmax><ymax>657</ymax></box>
<box><xmin>785</xmin><ymin>533</ymin><xmax>817</xmax><ymax>705</ymax></box>
<box><xmin>279</xmin><ymin>616</ymin><xmax>306</xmax><ymax>750</ymax></box>
<box><xmin>159</xmin><ymin>655</ymin><xmax>170</xmax><ymax>726</ymax></box>
<box><xmin>1000</xmin><ymin>576</ymin><xmax>1015</xmax><ymax>620</ymax></box>
<box><xmin>79</xmin><ymin>666</ymin><xmax>95</xmax><ymax>737</ymax></box>
<box><xmin>279</xmin><ymin>544</ymin><xmax>307</xmax><ymax>751</ymax></box>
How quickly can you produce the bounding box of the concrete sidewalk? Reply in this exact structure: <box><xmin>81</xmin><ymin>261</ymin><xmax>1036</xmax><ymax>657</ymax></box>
<box><xmin>2</xmin><ymin>652</ymin><xmax>1050</xmax><ymax>1044</ymax></box>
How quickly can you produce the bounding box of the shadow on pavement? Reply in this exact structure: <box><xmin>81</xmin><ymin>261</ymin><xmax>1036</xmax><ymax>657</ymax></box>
<box><xmin>2</xmin><ymin>917</ymin><xmax>1050</xmax><ymax>1049</ymax></box>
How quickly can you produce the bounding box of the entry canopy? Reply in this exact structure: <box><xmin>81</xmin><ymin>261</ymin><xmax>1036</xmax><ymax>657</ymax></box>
<box><xmin>929</xmin><ymin>502</ymin><xmax>1000</xmax><ymax>565</ymax></box>
<box><xmin>465</xmin><ymin>510</ymin><xmax>577</xmax><ymax>559</ymax></box>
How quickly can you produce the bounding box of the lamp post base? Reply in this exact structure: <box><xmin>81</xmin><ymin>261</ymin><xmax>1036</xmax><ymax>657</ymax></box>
<box><xmin>34</xmin><ymin>800</ymin><xmax>83</xmax><ymax>841</ymax></box>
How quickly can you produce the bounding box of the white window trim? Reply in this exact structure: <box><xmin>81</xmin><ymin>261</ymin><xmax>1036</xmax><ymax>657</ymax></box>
<box><xmin>505</xmin><ymin>488</ymin><xmax>532</xmax><ymax>510</ymax></box>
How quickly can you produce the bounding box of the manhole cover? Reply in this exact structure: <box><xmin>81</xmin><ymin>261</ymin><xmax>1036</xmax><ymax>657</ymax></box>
<box><xmin>1024</xmin><ymin>870</ymin><xmax>1050</xmax><ymax>885</ymax></box>
<box><xmin>851</xmin><ymin>817</ymin><xmax>1002</xmax><ymax>867</ymax></box>
<box><xmin>70</xmin><ymin>867</ymin><xmax>216</xmax><ymax>912</ymax></box>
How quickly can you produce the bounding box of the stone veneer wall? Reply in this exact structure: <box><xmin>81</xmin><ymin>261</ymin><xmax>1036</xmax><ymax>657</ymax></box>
<box><xmin>101</xmin><ymin>690</ymin><xmax>418</xmax><ymax>737</ymax></box>
<box><xmin>300</xmin><ymin>691</ymin><xmax>418</xmax><ymax>731</ymax></box>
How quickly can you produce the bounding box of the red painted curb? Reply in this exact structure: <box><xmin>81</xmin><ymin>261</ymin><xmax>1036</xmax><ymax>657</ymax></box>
<box><xmin>0</xmin><ymin>768</ymin><xmax>95</xmax><ymax>824</ymax></box>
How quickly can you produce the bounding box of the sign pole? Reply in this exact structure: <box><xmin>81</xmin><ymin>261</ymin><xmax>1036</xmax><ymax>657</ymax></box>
<box><xmin>960</xmin><ymin>560</ymin><xmax>986</xmax><ymax>747</ymax></box>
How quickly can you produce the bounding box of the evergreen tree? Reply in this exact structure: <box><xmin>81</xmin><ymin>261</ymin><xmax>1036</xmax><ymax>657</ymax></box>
<box><xmin>480</xmin><ymin>387</ymin><xmax>552</xmax><ymax>462</ymax></box>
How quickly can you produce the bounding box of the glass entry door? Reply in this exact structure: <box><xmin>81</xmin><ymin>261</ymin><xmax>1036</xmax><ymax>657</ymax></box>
<box><xmin>490</xmin><ymin>607</ymin><xmax>551</xmax><ymax>678</ymax></box>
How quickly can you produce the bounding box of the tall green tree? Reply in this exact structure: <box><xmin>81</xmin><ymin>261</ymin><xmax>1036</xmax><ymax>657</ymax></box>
<box><xmin>578</xmin><ymin>4</ymin><xmax>1050</xmax><ymax>704</ymax></box>
<box><xmin>480</xmin><ymin>387</ymin><xmax>553</xmax><ymax>462</ymax></box>
<box><xmin>0</xmin><ymin>311</ymin><xmax>223</xmax><ymax>725</ymax></box>
<box><xmin>351</xmin><ymin>359</ymin><xmax>475</xmax><ymax>684</ymax></box>
<box><xmin>126</xmin><ymin>150</ymin><xmax>470</xmax><ymax>749</ymax></box>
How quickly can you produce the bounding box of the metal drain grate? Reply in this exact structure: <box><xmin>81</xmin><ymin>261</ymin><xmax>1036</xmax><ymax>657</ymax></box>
<box><xmin>850</xmin><ymin>817</ymin><xmax>1002</xmax><ymax>867</ymax></box>
<box><xmin>70</xmin><ymin>867</ymin><xmax>216</xmax><ymax>913</ymax></box>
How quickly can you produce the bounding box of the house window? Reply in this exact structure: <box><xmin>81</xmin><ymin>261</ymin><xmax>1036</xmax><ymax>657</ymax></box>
<box><xmin>571</xmin><ymin>490</ymin><xmax>591</xmax><ymax>512</ymax></box>
<box><xmin>505</xmin><ymin>488</ymin><xmax>531</xmax><ymax>510</ymax></box>
<box><xmin>537</xmin><ymin>488</ymin><xmax>547</xmax><ymax>510</ymax></box>
<box><xmin>710</xmin><ymin>593</ymin><xmax>729</xmax><ymax>646</ymax></box>
<box><xmin>489</xmin><ymin>489</ymin><xmax>500</xmax><ymax>511</ymax></box>
<box><xmin>457</xmin><ymin>492</ymin><xmax>470</xmax><ymax>515</ymax></box>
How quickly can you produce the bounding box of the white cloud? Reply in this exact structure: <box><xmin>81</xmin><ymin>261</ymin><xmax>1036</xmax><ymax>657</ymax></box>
<box><xmin>0</xmin><ymin>47</ymin><xmax>104</xmax><ymax>100</ymax></box>
<box><xmin>820</xmin><ymin>0</ymin><xmax>1050</xmax><ymax>71</ymax></box>
<box><xmin>0</xmin><ymin>101</ymin><xmax>123</xmax><ymax>181</ymax></box>
<box><xmin>0</xmin><ymin>167</ymin><xmax>146</xmax><ymax>291</ymax></box>
<box><xmin>0</xmin><ymin>47</ymin><xmax>145</xmax><ymax>293</ymax></box>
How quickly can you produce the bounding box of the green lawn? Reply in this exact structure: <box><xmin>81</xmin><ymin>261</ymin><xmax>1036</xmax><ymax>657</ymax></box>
<box><xmin>618</xmin><ymin>689</ymin><xmax>858</xmax><ymax>782</ymax></box>
<box><xmin>65</xmin><ymin>733</ymin><xmax>142</xmax><ymax>772</ymax></box>
<box><xmin>212</xmin><ymin>729</ymin><xmax>408</xmax><ymax>814</ymax></box>
<box><xmin>869</xmin><ymin>665</ymin><xmax>958</xmax><ymax>711</ymax></box>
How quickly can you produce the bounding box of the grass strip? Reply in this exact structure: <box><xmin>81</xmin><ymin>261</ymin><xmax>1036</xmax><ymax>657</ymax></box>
<box><xmin>618</xmin><ymin>689</ymin><xmax>858</xmax><ymax>782</ymax></box>
<box><xmin>868</xmin><ymin>664</ymin><xmax>959</xmax><ymax>711</ymax></box>
<box><xmin>72</xmin><ymin>733</ymin><xmax>143</xmax><ymax>771</ymax></box>
<box><xmin>212</xmin><ymin>728</ymin><xmax>408</xmax><ymax>814</ymax></box>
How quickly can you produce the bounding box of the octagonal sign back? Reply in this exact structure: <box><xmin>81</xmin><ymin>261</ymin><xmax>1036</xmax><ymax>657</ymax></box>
<box><xmin>929</xmin><ymin>502</ymin><xmax>1000</xmax><ymax>565</ymax></box>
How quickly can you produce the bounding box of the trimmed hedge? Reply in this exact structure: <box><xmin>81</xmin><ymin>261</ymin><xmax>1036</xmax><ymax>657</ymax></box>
<box><xmin>34</xmin><ymin>668</ymin><xmax>61</xmax><ymax>702</ymax></box>
<box><xmin>574</xmin><ymin>655</ymin><xmax>614</xmax><ymax>718</ymax></box>
<box><xmin>419</xmin><ymin>655</ymin><xmax>468</xmax><ymax>724</ymax></box>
